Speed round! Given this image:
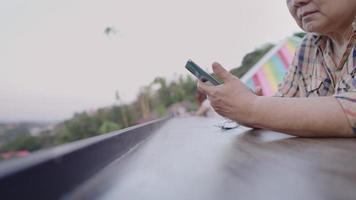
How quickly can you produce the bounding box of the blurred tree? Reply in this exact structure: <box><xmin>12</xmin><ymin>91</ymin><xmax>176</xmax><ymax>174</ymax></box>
<box><xmin>55</xmin><ymin>112</ymin><xmax>102</xmax><ymax>144</ymax></box>
<box><xmin>230</xmin><ymin>43</ymin><xmax>274</xmax><ymax>78</ymax></box>
<box><xmin>137</xmin><ymin>86</ymin><xmax>152</xmax><ymax>119</ymax></box>
<box><xmin>116</xmin><ymin>91</ymin><xmax>129</xmax><ymax>128</ymax></box>
<box><xmin>99</xmin><ymin>121</ymin><xmax>121</xmax><ymax>134</ymax></box>
<box><xmin>293</xmin><ymin>32</ymin><xmax>307</xmax><ymax>38</ymax></box>
<box><xmin>153</xmin><ymin>77</ymin><xmax>172</xmax><ymax>107</ymax></box>
<box><xmin>1</xmin><ymin>135</ymin><xmax>42</xmax><ymax>152</ymax></box>
<box><xmin>169</xmin><ymin>82</ymin><xmax>185</xmax><ymax>103</ymax></box>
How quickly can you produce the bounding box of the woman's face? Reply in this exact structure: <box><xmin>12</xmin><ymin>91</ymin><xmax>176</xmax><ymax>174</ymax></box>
<box><xmin>287</xmin><ymin>0</ymin><xmax>356</xmax><ymax>34</ymax></box>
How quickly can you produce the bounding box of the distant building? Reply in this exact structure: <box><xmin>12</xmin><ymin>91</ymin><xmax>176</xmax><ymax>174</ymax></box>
<box><xmin>1</xmin><ymin>150</ymin><xmax>30</xmax><ymax>160</ymax></box>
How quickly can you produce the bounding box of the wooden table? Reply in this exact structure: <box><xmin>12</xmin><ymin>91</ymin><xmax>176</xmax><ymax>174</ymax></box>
<box><xmin>71</xmin><ymin>117</ymin><xmax>356</xmax><ymax>200</ymax></box>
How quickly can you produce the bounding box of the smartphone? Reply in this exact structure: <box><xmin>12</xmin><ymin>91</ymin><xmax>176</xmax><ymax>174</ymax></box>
<box><xmin>185</xmin><ymin>59</ymin><xmax>221</xmax><ymax>86</ymax></box>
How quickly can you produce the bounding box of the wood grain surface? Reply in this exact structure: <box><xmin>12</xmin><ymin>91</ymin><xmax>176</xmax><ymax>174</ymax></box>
<box><xmin>71</xmin><ymin>117</ymin><xmax>356</xmax><ymax>200</ymax></box>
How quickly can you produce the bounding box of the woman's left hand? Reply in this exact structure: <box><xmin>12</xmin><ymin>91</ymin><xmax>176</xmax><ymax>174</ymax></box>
<box><xmin>198</xmin><ymin>62</ymin><xmax>258</xmax><ymax>126</ymax></box>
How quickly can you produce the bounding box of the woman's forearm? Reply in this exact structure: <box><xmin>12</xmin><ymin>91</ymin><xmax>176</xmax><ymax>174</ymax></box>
<box><xmin>250</xmin><ymin>96</ymin><xmax>354</xmax><ymax>137</ymax></box>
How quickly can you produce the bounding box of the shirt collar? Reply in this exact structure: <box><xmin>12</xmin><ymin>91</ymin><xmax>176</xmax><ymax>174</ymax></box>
<box><xmin>312</xmin><ymin>34</ymin><xmax>327</xmax><ymax>50</ymax></box>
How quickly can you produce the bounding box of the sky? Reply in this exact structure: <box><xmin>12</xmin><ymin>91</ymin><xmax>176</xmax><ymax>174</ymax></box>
<box><xmin>0</xmin><ymin>0</ymin><xmax>301</xmax><ymax>122</ymax></box>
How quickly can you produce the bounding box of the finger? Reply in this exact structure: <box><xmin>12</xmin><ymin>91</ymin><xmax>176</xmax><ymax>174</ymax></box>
<box><xmin>197</xmin><ymin>81</ymin><xmax>213</xmax><ymax>95</ymax></box>
<box><xmin>212</xmin><ymin>62</ymin><xmax>234</xmax><ymax>82</ymax></box>
<box><xmin>200</xmin><ymin>77</ymin><xmax>208</xmax><ymax>83</ymax></box>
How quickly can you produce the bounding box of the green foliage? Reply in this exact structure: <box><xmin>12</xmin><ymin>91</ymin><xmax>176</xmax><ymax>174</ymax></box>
<box><xmin>1</xmin><ymin>135</ymin><xmax>42</xmax><ymax>152</ymax></box>
<box><xmin>0</xmin><ymin>124</ymin><xmax>33</xmax><ymax>144</ymax></box>
<box><xmin>178</xmin><ymin>75</ymin><xmax>197</xmax><ymax>102</ymax></box>
<box><xmin>230</xmin><ymin>43</ymin><xmax>274</xmax><ymax>78</ymax></box>
<box><xmin>49</xmin><ymin>74</ymin><xmax>199</xmax><ymax>146</ymax></box>
<box><xmin>293</xmin><ymin>32</ymin><xmax>307</xmax><ymax>38</ymax></box>
<box><xmin>150</xmin><ymin>75</ymin><xmax>198</xmax><ymax>113</ymax></box>
<box><xmin>55</xmin><ymin>112</ymin><xmax>102</xmax><ymax>144</ymax></box>
<box><xmin>99</xmin><ymin>121</ymin><xmax>121</xmax><ymax>134</ymax></box>
<box><xmin>154</xmin><ymin>104</ymin><xmax>167</xmax><ymax>117</ymax></box>
<box><xmin>153</xmin><ymin>77</ymin><xmax>172</xmax><ymax>107</ymax></box>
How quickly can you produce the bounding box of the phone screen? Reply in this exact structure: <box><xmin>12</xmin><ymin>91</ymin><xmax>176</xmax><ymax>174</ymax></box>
<box><xmin>185</xmin><ymin>60</ymin><xmax>220</xmax><ymax>86</ymax></box>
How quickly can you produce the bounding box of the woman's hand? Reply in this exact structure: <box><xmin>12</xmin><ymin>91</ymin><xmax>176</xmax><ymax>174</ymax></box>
<box><xmin>197</xmin><ymin>62</ymin><xmax>259</xmax><ymax>126</ymax></box>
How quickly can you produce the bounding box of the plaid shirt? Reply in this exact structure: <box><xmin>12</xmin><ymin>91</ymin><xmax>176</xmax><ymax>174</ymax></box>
<box><xmin>275</xmin><ymin>28</ymin><xmax>356</xmax><ymax>133</ymax></box>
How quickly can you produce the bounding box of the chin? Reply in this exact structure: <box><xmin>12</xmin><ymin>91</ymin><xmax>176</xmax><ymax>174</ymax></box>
<box><xmin>302</xmin><ymin>22</ymin><xmax>325</xmax><ymax>34</ymax></box>
<box><xmin>301</xmin><ymin>15</ymin><xmax>332</xmax><ymax>34</ymax></box>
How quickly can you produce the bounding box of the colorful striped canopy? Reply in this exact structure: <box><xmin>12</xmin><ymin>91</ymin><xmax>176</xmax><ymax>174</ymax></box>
<box><xmin>241</xmin><ymin>37</ymin><xmax>301</xmax><ymax>96</ymax></box>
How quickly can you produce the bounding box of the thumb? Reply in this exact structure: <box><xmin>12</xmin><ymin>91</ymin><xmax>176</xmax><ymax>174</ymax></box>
<box><xmin>197</xmin><ymin>80</ymin><xmax>212</xmax><ymax>96</ymax></box>
<box><xmin>212</xmin><ymin>62</ymin><xmax>234</xmax><ymax>82</ymax></box>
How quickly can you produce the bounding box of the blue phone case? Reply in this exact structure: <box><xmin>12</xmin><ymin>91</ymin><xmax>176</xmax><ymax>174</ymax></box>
<box><xmin>185</xmin><ymin>60</ymin><xmax>220</xmax><ymax>86</ymax></box>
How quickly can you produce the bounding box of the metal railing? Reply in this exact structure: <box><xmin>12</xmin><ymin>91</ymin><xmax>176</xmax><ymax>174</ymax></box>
<box><xmin>0</xmin><ymin>116</ymin><xmax>170</xmax><ymax>200</ymax></box>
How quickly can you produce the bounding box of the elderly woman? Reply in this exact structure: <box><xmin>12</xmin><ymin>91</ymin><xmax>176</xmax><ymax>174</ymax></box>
<box><xmin>198</xmin><ymin>0</ymin><xmax>356</xmax><ymax>137</ymax></box>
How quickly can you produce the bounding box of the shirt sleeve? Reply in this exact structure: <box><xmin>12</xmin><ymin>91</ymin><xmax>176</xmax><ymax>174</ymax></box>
<box><xmin>334</xmin><ymin>93</ymin><xmax>356</xmax><ymax>134</ymax></box>
<box><xmin>333</xmin><ymin>59</ymin><xmax>356</xmax><ymax>133</ymax></box>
